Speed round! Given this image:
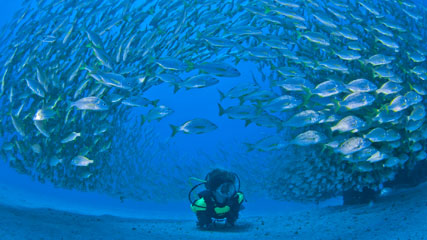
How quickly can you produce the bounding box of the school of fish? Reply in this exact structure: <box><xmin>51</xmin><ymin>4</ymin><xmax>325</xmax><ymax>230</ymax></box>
<box><xmin>0</xmin><ymin>0</ymin><xmax>426</xmax><ymax>202</ymax></box>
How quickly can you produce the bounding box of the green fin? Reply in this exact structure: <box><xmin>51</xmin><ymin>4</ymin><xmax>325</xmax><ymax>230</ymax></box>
<box><xmin>302</xmin><ymin>86</ymin><xmax>313</xmax><ymax>105</ymax></box>
<box><xmin>333</xmin><ymin>99</ymin><xmax>341</xmax><ymax>112</ymax></box>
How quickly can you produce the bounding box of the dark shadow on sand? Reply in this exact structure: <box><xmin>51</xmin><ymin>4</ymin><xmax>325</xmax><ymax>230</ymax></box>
<box><xmin>195</xmin><ymin>221</ymin><xmax>253</xmax><ymax>233</ymax></box>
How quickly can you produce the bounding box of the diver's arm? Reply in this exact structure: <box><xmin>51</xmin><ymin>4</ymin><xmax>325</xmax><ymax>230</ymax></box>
<box><xmin>225</xmin><ymin>192</ymin><xmax>244</xmax><ymax>225</ymax></box>
<box><xmin>191</xmin><ymin>191</ymin><xmax>215</xmax><ymax>228</ymax></box>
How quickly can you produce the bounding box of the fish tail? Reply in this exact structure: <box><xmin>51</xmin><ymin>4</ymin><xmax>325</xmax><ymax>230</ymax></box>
<box><xmin>373</xmin><ymin>35</ymin><xmax>379</xmax><ymax>43</ymax></box>
<box><xmin>302</xmin><ymin>86</ymin><xmax>312</xmax><ymax>105</ymax></box>
<box><xmin>333</xmin><ymin>99</ymin><xmax>341</xmax><ymax>112</ymax></box>
<box><xmin>358</xmin><ymin>59</ymin><xmax>368</xmax><ymax>66</ymax></box>
<box><xmin>140</xmin><ymin>115</ymin><xmax>145</xmax><ymax>126</ymax></box>
<box><xmin>152</xmin><ymin>99</ymin><xmax>160</xmax><ymax>106</ymax></box>
<box><xmin>196</xmin><ymin>31</ymin><xmax>202</xmax><ymax>40</ymax></box>
<box><xmin>79</xmin><ymin>63</ymin><xmax>88</xmax><ymax>71</ymax></box>
<box><xmin>172</xmin><ymin>83</ymin><xmax>180</xmax><ymax>93</ymax></box>
<box><xmin>319</xmin><ymin>145</ymin><xmax>327</xmax><ymax>155</ymax></box>
<box><xmin>238</xmin><ymin>96</ymin><xmax>245</xmax><ymax>105</ymax></box>
<box><xmin>67</xmin><ymin>101</ymin><xmax>75</xmax><ymax>111</ymax></box>
<box><xmin>232</xmin><ymin>55</ymin><xmax>241</xmax><ymax>65</ymax></box>
<box><xmin>244</xmin><ymin>120</ymin><xmax>251</xmax><ymax>127</ymax></box>
<box><xmin>217</xmin><ymin>89</ymin><xmax>225</xmax><ymax>101</ymax></box>
<box><xmin>148</xmin><ymin>56</ymin><xmax>156</xmax><ymax>64</ymax></box>
<box><xmin>170</xmin><ymin>124</ymin><xmax>179</xmax><ymax>137</ymax></box>
<box><xmin>250</xmin><ymin>71</ymin><xmax>259</xmax><ymax>85</ymax></box>
<box><xmin>185</xmin><ymin>60</ymin><xmax>194</xmax><ymax>71</ymax></box>
<box><xmin>244</xmin><ymin>143</ymin><xmax>254</xmax><ymax>152</ymax></box>
<box><xmin>255</xmin><ymin>101</ymin><xmax>264</xmax><ymax>112</ymax></box>
<box><xmin>218</xmin><ymin>103</ymin><xmax>225</xmax><ymax>116</ymax></box>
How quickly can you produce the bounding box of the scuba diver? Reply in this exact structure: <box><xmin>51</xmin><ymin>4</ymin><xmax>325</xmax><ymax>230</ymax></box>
<box><xmin>189</xmin><ymin>168</ymin><xmax>245</xmax><ymax>229</ymax></box>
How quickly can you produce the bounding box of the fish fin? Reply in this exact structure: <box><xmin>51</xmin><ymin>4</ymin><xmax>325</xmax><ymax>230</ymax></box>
<box><xmin>244</xmin><ymin>143</ymin><xmax>254</xmax><ymax>152</ymax></box>
<box><xmin>218</xmin><ymin>103</ymin><xmax>225</xmax><ymax>116</ymax></box>
<box><xmin>140</xmin><ymin>115</ymin><xmax>145</xmax><ymax>126</ymax></box>
<box><xmin>67</xmin><ymin>101</ymin><xmax>75</xmax><ymax>111</ymax></box>
<box><xmin>170</xmin><ymin>124</ymin><xmax>179</xmax><ymax>137</ymax></box>
<box><xmin>333</xmin><ymin>99</ymin><xmax>341</xmax><ymax>112</ymax></box>
<box><xmin>79</xmin><ymin>63</ymin><xmax>88</xmax><ymax>71</ymax></box>
<box><xmin>217</xmin><ymin>89</ymin><xmax>225</xmax><ymax>101</ymax></box>
<box><xmin>185</xmin><ymin>60</ymin><xmax>194</xmax><ymax>71</ymax></box>
<box><xmin>148</xmin><ymin>56</ymin><xmax>156</xmax><ymax>64</ymax></box>
<box><xmin>196</xmin><ymin>31</ymin><xmax>203</xmax><ymax>40</ymax></box>
<box><xmin>244</xmin><ymin>120</ymin><xmax>251</xmax><ymax>127</ymax></box>
<box><xmin>233</xmin><ymin>56</ymin><xmax>241</xmax><ymax>65</ymax></box>
<box><xmin>358</xmin><ymin>59</ymin><xmax>368</xmax><ymax>66</ymax></box>
<box><xmin>302</xmin><ymin>86</ymin><xmax>312</xmax><ymax>105</ymax></box>
<box><xmin>270</xmin><ymin>64</ymin><xmax>277</xmax><ymax>71</ymax></box>
<box><xmin>238</xmin><ymin>96</ymin><xmax>244</xmax><ymax>105</ymax></box>
<box><xmin>148</xmin><ymin>6</ymin><xmax>155</xmax><ymax>14</ymax></box>
<box><xmin>172</xmin><ymin>83</ymin><xmax>180</xmax><ymax>94</ymax></box>
<box><xmin>250</xmin><ymin>71</ymin><xmax>259</xmax><ymax>86</ymax></box>
<box><xmin>319</xmin><ymin>145</ymin><xmax>327</xmax><ymax>155</ymax></box>
<box><xmin>152</xmin><ymin>99</ymin><xmax>160</xmax><ymax>106</ymax></box>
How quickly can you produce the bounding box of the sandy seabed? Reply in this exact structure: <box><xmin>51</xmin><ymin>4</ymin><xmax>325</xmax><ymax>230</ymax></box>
<box><xmin>0</xmin><ymin>183</ymin><xmax>426</xmax><ymax>240</ymax></box>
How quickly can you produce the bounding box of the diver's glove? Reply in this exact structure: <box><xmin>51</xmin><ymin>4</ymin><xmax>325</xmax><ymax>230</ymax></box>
<box><xmin>196</xmin><ymin>211</ymin><xmax>213</xmax><ymax>229</ymax></box>
<box><xmin>227</xmin><ymin>193</ymin><xmax>242</xmax><ymax>210</ymax></box>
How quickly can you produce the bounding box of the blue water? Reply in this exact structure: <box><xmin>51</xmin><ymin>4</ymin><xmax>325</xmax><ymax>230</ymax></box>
<box><xmin>0</xmin><ymin>0</ymin><xmax>279</xmax><ymax>212</ymax></box>
<box><xmin>0</xmin><ymin>0</ymin><xmax>330</xmax><ymax>209</ymax></box>
<box><xmin>1</xmin><ymin>0</ymin><xmax>427</xmax><ymax>239</ymax></box>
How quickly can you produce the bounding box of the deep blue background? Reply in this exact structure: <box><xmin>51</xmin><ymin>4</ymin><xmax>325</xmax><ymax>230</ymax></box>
<box><xmin>0</xmin><ymin>0</ymin><xmax>273</xmax><ymax>209</ymax></box>
<box><xmin>0</xmin><ymin>0</ymin><xmax>425</xmax><ymax>215</ymax></box>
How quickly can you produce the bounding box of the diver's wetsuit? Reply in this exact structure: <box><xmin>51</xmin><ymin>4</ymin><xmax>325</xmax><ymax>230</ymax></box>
<box><xmin>191</xmin><ymin>189</ymin><xmax>244</xmax><ymax>227</ymax></box>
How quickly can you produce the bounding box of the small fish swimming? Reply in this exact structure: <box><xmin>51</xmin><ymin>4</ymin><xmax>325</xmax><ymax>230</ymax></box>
<box><xmin>291</xmin><ymin>130</ymin><xmax>326</xmax><ymax>146</ymax></box>
<box><xmin>71</xmin><ymin>97</ymin><xmax>109</xmax><ymax>111</ymax></box>
<box><xmin>71</xmin><ymin>155</ymin><xmax>94</xmax><ymax>167</ymax></box>
<box><xmin>61</xmin><ymin>132</ymin><xmax>81</xmax><ymax>144</ymax></box>
<box><xmin>170</xmin><ymin>118</ymin><xmax>217</xmax><ymax>137</ymax></box>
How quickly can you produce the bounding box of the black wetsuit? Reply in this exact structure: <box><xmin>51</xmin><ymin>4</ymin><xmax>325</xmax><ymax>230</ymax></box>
<box><xmin>193</xmin><ymin>189</ymin><xmax>244</xmax><ymax>227</ymax></box>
